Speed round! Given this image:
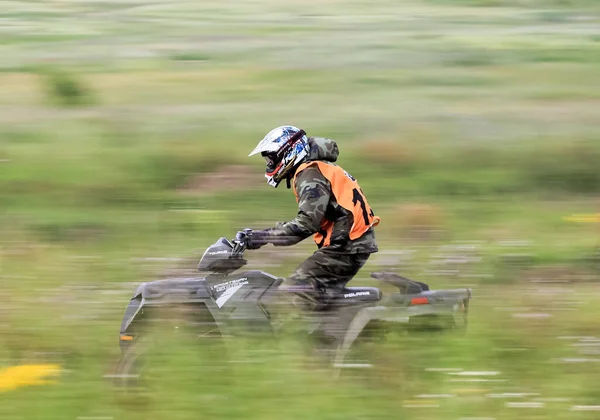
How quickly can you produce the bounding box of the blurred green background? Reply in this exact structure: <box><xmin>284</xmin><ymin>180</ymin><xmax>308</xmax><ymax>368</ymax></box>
<box><xmin>1</xmin><ymin>0</ymin><xmax>600</xmax><ymax>419</ymax></box>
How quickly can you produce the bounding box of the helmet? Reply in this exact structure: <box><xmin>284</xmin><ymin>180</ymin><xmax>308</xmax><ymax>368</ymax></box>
<box><xmin>249</xmin><ymin>125</ymin><xmax>309</xmax><ymax>187</ymax></box>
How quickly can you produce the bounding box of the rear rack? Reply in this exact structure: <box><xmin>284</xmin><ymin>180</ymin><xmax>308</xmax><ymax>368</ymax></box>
<box><xmin>371</xmin><ymin>272</ymin><xmax>430</xmax><ymax>294</ymax></box>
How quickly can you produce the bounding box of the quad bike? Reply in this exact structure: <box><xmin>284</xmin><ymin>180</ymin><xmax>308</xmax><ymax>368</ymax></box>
<box><xmin>114</xmin><ymin>229</ymin><xmax>471</xmax><ymax>389</ymax></box>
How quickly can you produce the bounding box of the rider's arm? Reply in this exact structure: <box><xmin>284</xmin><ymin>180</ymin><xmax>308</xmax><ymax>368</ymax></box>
<box><xmin>263</xmin><ymin>166</ymin><xmax>330</xmax><ymax>246</ymax></box>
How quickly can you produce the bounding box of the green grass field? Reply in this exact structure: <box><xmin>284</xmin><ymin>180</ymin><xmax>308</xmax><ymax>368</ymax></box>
<box><xmin>1</xmin><ymin>0</ymin><xmax>600</xmax><ymax>418</ymax></box>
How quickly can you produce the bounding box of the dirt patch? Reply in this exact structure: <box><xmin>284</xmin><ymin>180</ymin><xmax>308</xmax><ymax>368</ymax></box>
<box><xmin>178</xmin><ymin>165</ymin><xmax>263</xmax><ymax>195</ymax></box>
<box><xmin>358</xmin><ymin>138</ymin><xmax>424</xmax><ymax>168</ymax></box>
<box><xmin>386</xmin><ymin>203</ymin><xmax>446</xmax><ymax>241</ymax></box>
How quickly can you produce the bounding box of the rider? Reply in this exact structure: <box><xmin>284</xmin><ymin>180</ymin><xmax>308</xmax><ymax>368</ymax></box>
<box><xmin>244</xmin><ymin>125</ymin><xmax>380</xmax><ymax>308</ymax></box>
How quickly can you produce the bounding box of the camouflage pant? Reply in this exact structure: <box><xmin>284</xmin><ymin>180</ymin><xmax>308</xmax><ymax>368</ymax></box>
<box><xmin>285</xmin><ymin>249</ymin><xmax>371</xmax><ymax>308</ymax></box>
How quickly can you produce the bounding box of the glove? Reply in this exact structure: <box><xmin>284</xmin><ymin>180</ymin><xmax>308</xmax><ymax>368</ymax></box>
<box><xmin>245</xmin><ymin>229</ymin><xmax>271</xmax><ymax>250</ymax></box>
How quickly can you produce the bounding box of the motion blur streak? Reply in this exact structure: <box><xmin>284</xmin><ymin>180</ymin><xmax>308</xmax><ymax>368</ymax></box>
<box><xmin>1</xmin><ymin>0</ymin><xmax>600</xmax><ymax>419</ymax></box>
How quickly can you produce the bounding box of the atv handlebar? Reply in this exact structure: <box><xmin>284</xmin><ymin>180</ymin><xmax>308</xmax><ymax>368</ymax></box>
<box><xmin>232</xmin><ymin>228</ymin><xmax>252</xmax><ymax>255</ymax></box>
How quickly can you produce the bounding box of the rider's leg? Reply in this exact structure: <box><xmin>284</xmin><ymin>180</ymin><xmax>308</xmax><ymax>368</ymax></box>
<box><xmin>281</xmin><ymin>250</ymin><xmax>372</xmax><ymax>355</ymax></box>
<box><xmin>284</xmin><ymin>249</ymin><xmax>372</xmax><ymax>309</ymax></box>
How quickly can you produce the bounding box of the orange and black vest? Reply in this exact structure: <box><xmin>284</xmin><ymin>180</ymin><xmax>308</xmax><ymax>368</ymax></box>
<box><xmin>292</xmin><ymin>161</ymin><xmax>381</xmax><ymax>248</ymax></box>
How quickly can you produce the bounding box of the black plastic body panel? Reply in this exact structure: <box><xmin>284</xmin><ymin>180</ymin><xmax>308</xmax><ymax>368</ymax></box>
<box><xmin>118</xmin><ymin>271</ymin><xmax>283</xmax><ymax>351</ymax></box>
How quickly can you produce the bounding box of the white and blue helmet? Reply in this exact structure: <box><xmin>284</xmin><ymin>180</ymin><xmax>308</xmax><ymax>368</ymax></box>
<box><xmin>249</xmin><ymin>125</ymin><xmax>309</xmax><ymax>188</ymax></box>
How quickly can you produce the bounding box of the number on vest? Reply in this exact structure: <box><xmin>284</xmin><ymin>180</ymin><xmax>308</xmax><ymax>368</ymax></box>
<box><xmin>352</xmin><ymin>188</ymin><xmax>370</xmax><ymax>226</ymax></box>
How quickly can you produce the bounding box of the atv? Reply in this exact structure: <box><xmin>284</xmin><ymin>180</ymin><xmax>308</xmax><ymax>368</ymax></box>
<box><xmin>114</xmin><ymin>229</ymin><xmax>471</xmax><ymax>388</ymax></box>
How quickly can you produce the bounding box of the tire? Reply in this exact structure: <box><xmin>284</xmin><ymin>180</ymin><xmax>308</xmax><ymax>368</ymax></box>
<box><xmin>113</xmin><ymin>316</ymin><xmax>229</xmax><ymax>402</ymax></box>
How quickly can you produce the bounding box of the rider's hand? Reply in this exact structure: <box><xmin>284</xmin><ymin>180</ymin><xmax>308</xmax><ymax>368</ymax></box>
<box><xmin>235</xmin><ymin>229</ymin><xmax>250</xmax><ymax>242</ymax></box>
<box><xmin>245</xmin><ymin>229</ymin><xmax>270</xmax><ymax>250</ymax></box>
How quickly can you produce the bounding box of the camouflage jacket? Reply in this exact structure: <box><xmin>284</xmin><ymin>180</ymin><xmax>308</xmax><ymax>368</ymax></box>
<box><xmin>264</xmin><ymin>137</ymin><xmax>378</xmax><ymax>254</ymax></box>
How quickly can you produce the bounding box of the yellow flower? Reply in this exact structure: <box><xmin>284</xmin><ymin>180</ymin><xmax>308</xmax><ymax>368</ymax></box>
<box><xmin>563</xmin><ymin>214</ymin><xmax>600</xmax><ymax>224</ymax></box>
<box><xmin>0</xmin><ymin>364</ymin><xmax>61</xmax><ymax>392</ymax></box>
